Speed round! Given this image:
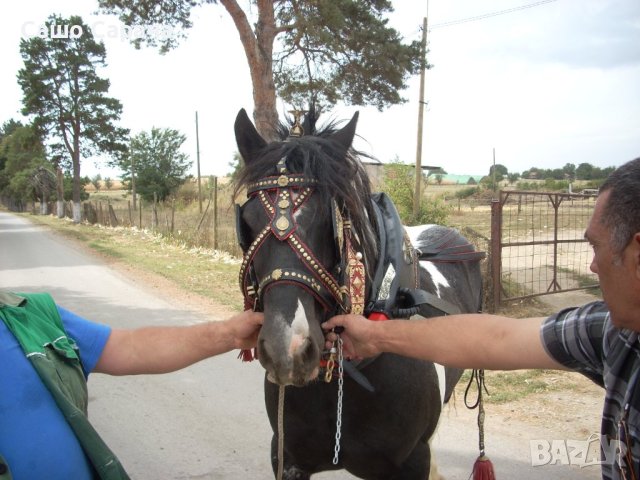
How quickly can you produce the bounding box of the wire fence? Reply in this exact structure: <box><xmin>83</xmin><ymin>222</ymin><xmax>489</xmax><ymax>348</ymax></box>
<box><xmin>4</xmin><ymin>186</ymin><xmax>599</xmax><ymax>313</ymax></box>
<box><xmin>489</xmin><ymin>190</ymin><xmax>599</xmax><ymax>309</ymax></box>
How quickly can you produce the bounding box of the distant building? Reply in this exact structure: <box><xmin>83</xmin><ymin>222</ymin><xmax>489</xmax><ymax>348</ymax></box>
<box><xmin>439</xmin><ymin>174</ymin><xmax>484</xmax><ymax>185</ymax></box>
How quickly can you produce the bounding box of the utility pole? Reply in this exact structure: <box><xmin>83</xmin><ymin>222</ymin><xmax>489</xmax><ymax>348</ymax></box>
<box><xmin>195</xmin><ymin>111</ymin><xmax>203</xmax><ymax>214</ymax></box>
<box><xmin>492</xmin><ymin>147</ymin><xmax>497</xmax><ymax>198</ymax></box>
<box><xmin>413</xmin><ymin>14</ymin><xmax>429</xmax><ymax>219</ymax></box>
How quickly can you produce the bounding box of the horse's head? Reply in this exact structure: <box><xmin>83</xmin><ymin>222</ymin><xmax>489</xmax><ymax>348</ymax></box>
<box><xmin>234</xmin><ymin>108</ymin><xmax>377</xmax><ymax>386</ymax></box>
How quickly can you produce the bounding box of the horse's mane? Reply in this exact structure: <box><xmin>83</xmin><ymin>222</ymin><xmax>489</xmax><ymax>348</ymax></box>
<box><xmin>234</xmin><ymin>111</ymin><xmax>379</xmax><ymax>275</ymax></box>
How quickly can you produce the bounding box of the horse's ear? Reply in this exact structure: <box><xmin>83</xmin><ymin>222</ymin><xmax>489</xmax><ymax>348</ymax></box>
<box><xmin>330</xmin><ymin>111</ymin><xmax>359</xmax><ymax>151</ymax></box>
<box><xmin>235</xmin><ymin>108</ymin><xmax>267</xmax><ymax>164</ymax></box>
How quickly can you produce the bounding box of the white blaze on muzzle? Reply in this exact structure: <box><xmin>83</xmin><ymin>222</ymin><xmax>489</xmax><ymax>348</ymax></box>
<box><xmin>288</xmin><ymin>299</ymin><xmax>310</xmax><ymax>357</ymax></box>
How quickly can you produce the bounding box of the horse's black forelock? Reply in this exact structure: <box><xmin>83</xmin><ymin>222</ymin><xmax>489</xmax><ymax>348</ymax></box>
<box><xmin>235</xmin><ymin>126</ymin><xmax>379</xmax><ymax>280</ymax></box>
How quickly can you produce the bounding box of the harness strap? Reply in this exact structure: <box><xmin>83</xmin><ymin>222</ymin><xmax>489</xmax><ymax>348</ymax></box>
<box><xmin>418</xmin><ymin>248</ymin><xmax>486</xmax><ymax>263</ymax></box>
<box><xmin>257</xmin><ymin>268</ymin><xmax>335</xmax><ymax>310</ymax></box>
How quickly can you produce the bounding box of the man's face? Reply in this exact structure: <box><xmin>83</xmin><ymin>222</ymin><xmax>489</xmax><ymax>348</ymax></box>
<box><xmin>585</xmin><ymin>190</ymin><xmax>640</xmax><ymax>330</ymax></box>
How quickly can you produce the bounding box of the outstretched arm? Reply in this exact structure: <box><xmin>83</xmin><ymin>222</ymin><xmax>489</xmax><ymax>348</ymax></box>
<box><xmin>94</xmin><ymin>310</ymin><xmax>263</xmax><ymax>375</ymax></box>
<box><xmin>322</xmin><ymin>313</ymin><xmax>565</xmax><ymax>371</ymax></box>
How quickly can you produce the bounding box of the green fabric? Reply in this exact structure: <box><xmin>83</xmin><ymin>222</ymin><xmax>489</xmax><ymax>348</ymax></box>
<box><xmin>0</xmin><ymin>292</ymin><xmax>79</xmax><ymax>360</ymax></box>
<box><xmin>0</xmin><ymin>453</ymin><xmax>13</xmax><ymax>480</ymax></box>
<box><xmin>0</xmin><ymin>292</ymin><xmax>130</xmax><ymax>480</ymax></box>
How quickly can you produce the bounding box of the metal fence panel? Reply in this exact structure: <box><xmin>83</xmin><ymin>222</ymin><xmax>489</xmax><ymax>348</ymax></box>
<box><xmin>491</xmin><ymin>191</ymin><xmax>599</xmax><ymax>308</ymax></box>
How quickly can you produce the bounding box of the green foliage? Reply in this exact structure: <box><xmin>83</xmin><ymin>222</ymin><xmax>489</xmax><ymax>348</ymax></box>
<box><xmin>479</xmin><ymin>176</ymin><xmax>499</xmax><ymax>192</ymax></box>
<box><xmin>515</xmin><ymin>180</ymin><xmax>542</xmax><ymax>191</ymax></box>
<box><xmin>523</xmin><ymin>163</ymin><xmax>614</xmax><ymax>181</ymax></box>
<box><xmin>507</xmin><ymin>172</ymin><xmax>520</xmax><ymax>184</ymax></box>
<box><xmin>274</xmin><ymin>1</ymin><xmax>422</xmax><ymax>109</ymax></box>
<box><xmin>228</xmin><ymin>152</ymin><xmax>243</xmax><ymax>186</ymax></box>
<box><xmin>515</xmin><ymin>179</ymin><xmax>570</xmax><ymax>192</ymax></box>
<box><xmin>119</xmin><ymin>127</ymin><xmax>192</xmax><ymax>202</ymax></box>
<box><xmin>454</xmin><ymin>186</ymin><xmax>479</xmax><ymax>199</ymax></box>
<box><xmin>381</xmin><ymin>161</ymin><xmax>451</xmax><ymax>226</ymax></box>
<box><xmin>488</xmin><ymin>163</ymin><xmax>508</xmax><ymax>183</ymax></box>
<box><xmin>91</xmin><ymin>174</ymin><xmax>103</xmax><ymax>191</ymax></box>
<box><xmin>18</xmin><ymin>14</ymin><xmax>128</xmax><ymax>204</ymax></box>
<box><xmin>543</xmin><ymin>178</ymin><xmax>570</xmax><ymax>191</ymax></box>
<box><xmin>575</xmin><ymin>162</ymin><xmax>615</xmax><ymax>180</ymax></box>
<box><xmin>0</xmin><ymin>123</ymin><xmax>50</xmax><ymax>202</ymax></box>
<box><xmin>60</xmin><ymin>174</ymin><xmax>90</xmax><ymax>201</ymax></box>
<box><xmin>97</xmin><ymin>1</ymin><xmax>421</xmax><ymax>113</ymax></box>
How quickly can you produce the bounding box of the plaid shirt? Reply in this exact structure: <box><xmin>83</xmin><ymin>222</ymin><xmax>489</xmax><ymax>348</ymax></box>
<box><xmin>541</xmin><ymin>301</ymin><xmax>640</xmax><ymax>479</ymax></box>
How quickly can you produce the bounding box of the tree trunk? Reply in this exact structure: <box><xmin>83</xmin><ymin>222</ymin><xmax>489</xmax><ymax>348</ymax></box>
<box><xmin>72</xmin><ymin>120</ymin><xmax>82</xmax><ymax>223</ymax></box>
<box><xmin>56</xmin><ymin>167</ymin><xmax>64</xmax><ymax>218</ymax></box>
<box><xmin>221</xmin><ymin>0</ymin><xmax>279</xmax><ymax>140</ymax></box>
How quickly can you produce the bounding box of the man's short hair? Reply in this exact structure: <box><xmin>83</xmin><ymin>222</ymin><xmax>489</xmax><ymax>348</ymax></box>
<box><xmin>599</xmin><ymin>157</ymin><xmax>640</xmax><ymax>254</ymax></box>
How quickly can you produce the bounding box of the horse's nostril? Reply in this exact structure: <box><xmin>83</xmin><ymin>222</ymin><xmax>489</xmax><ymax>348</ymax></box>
<box><xmin>258</xmin><ymin>338</ymin><xmax>273</xmax><ymax>366</ymax></box>
<box><xmin>295</xmin><ymin>336</ymin><xmax>319</xmax><ymax>367</ymax></box>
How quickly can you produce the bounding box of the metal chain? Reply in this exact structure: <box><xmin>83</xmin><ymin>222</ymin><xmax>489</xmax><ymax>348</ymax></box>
<box><xmin>332</xmin><ymin>336</ymin><xmax>344</xmax><ymax>465</ymax></box>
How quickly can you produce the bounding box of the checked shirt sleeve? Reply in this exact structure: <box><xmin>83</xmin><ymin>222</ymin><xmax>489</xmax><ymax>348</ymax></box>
<box><xmin>540</xmin><ymin>301</ymin><xmax>609</xmax><ymax>387</ymax></box>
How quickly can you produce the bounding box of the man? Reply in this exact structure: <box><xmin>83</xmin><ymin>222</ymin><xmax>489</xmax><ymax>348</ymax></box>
<box><xmin>323</xmin><ymin>157</ymin><xmax>640</xmax><ymax>479</ymax></box>
<box><xmin>0</xmin><ymin>291</ymin><xmax>263</xmax><ymax>480</ymax></box>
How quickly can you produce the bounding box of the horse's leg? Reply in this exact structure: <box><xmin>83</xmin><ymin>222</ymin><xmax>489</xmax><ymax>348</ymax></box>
<box><xmin>426</xmin><ymin>366</ymin><xmax>463</xmax><ymax>480</ymax></box>
<box><xmin>386</xmin><ymin>438</ymin><xmax>431</xmax><ymax>480</ymax></box>
<box><xmin>270</xmin><ymin>434</ymin><xmax>311</xmax><ymax>480</ymax></box>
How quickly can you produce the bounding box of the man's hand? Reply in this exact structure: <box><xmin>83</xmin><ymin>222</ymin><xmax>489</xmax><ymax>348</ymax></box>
<box><xmin>222</xmin><ymin>310</ymin><xmax>263</xmax><ymax>350</ymax></box>
<box><xmin>322</xmin><ymin>314</ymin><xmax>381</xmax><ymax>359</ymax></box>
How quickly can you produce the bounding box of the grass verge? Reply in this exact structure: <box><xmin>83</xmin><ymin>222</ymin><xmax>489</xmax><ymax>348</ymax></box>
<box><xmin>23</xmin><ymin>213</ymin><xmax>244</xmax><ymax>312</ymax></box>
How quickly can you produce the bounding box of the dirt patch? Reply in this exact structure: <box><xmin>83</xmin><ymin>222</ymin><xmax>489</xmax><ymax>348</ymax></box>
<box><xmin>474</xmin><ymin>371</ymin><xmax>603</xmax><ymax>441</ymax></box>
<box><xmin>458</xmin><ymin>289</ymin><xmax>605</xmax><ymax>442</ymax></box>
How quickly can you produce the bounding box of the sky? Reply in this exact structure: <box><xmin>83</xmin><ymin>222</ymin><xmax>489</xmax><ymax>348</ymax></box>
<box><xmin>1</xmin><ymin>0</ymin><xmax>639</xmax><ymax>179</ymax></box>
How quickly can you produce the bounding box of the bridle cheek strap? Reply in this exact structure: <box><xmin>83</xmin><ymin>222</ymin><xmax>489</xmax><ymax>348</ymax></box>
<box><xmin>343</xmin><ymin>220</ymin><xmax>366</xmax><ymax>315</ymax></box>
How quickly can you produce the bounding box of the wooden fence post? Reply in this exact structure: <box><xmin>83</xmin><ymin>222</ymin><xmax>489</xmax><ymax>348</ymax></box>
<box><xmin>152</xmin><ymin>193</ymin><xmax>158</xmax><ymax>230</ymax></box>
<box><xmin>108</xmin><ymin>201</ymin><xmax>119</xmax><ymax>226</ymax></box>
<box><xmin>170</xmin><ymin>198</ymin><xmax>175</xmax><ymax>233</ymax></box>
<box><xmin>489</xmin><ymin>199</ymin><xmax>502</xmax><ymax>313</ymax></box>
<box><xmin>213</xmin><ymin>176</ymin><xmax>218</xmax><ymax>250</ymax></box>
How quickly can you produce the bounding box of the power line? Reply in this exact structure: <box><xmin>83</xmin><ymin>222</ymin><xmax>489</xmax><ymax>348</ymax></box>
<box><xmin>430</xmin><ymin>0</ymin><xmax>558</xmax><ymax>30</ymax></box>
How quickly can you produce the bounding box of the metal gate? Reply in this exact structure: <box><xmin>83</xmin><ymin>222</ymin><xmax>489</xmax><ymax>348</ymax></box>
<box><xmin>490</xmin><ymin>190</ymin><xmax>600</xmax><ymax>309</ymax></box>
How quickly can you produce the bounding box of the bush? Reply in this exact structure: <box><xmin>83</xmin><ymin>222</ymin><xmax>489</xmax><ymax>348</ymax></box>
<box><xmin>454</xmin><ymin>186</ymin><xmax>479</xmax><ymax>199</ymax></box>
<box><xmin>381</xmin><ymin>161</ymin><xmax>451</xmax><ymax>226</ymax></box>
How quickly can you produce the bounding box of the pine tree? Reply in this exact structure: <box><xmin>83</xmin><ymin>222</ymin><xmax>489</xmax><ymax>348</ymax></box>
<box><xmin>18</xmin><ymin>14</ymin><xmax>128</xmax><ymax>222</ymax></box>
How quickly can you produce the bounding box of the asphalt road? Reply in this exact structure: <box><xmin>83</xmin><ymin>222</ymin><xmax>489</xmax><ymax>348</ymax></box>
<box><xmin>0</xmin><ymin>211</ymin><xmax>600</xmax><ymax>479</ymax></box>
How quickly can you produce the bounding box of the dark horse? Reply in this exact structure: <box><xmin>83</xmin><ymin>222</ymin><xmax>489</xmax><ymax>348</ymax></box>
<box><xmin>234</xmin><ymin>108</ymin><xmax>484</xmax><ymax>479</ymax></box>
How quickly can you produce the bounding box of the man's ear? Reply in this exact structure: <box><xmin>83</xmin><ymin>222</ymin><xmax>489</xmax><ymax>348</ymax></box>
<box><xmin>633</xmin><ymin>232</ymin><xmax>640</xmax><ymax>280</ymax></box>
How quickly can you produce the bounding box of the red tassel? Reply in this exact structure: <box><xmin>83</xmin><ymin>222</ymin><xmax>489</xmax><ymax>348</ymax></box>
<box><xmin>238</xmin><ymin>348</ymin><xmax>257</xmax><ymax>362</ymax></box>
<box><xmin>472</xmin><ymin>455</ymin><xmax>496</xmax><ymax>480</ymax></box>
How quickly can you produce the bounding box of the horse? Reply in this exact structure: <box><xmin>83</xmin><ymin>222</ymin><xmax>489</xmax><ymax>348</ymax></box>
<box><xmin>233</xmin><ymin>108</ymin><xmax>484</xmax><ymax>479</ymax></box>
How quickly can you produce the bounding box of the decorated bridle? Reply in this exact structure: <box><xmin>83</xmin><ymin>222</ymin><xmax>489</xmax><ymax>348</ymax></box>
<box><xmin>236</xmin><ymin>115</ymin><xmax>366</xmax><ymax>348</ymax></box>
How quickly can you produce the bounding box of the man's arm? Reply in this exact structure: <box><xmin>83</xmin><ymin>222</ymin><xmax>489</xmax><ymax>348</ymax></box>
<box><xmin>323</xmin><ymin>313</ymin><xmax>566</xmax><ymax>370</ymax></box>
<box><xmin>94</xmin><ymin>310</ymin><xmax>263</xmax><ymax>375</ymax></box>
